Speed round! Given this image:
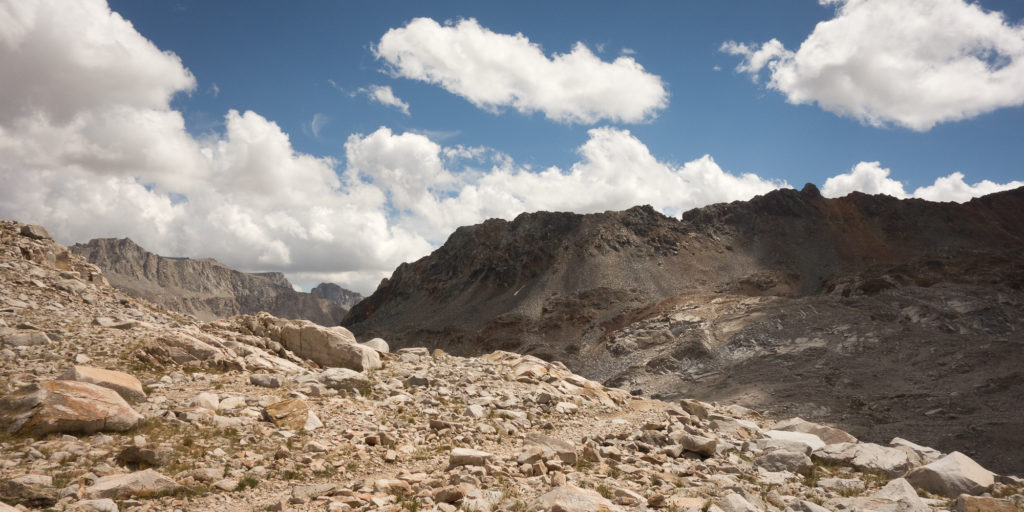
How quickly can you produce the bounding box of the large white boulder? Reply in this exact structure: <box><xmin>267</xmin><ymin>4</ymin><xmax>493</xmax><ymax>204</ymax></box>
<box><xmin>905</xmin><ymin>451</ymin><xmax>995</xmax><ymax>497</ymax></box>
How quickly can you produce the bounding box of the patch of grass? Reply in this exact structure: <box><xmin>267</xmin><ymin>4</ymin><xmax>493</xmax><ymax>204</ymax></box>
<box><xmin>575</xmin><ymin>458</ymin><xmax>595</xmax><ymax>472</ymax></box>
<box><xmin>606</xmin><ymin>465</ymin><xmax>621</xmax><ymax>478</ymax></box>
<box><xmin>396</xmin><ymin>492</ymin><xmax>421</xmax><ymax>511</ymax></box>
<box><xmin>280</xmin><ymin>469</ymin><xmax>301</xmax><ymax>480</ymax></box>
<box><xmin>596</xmin><ymin>484</ymin><xmax>612</xmax><ymax>499</ymax></box>
<box><xmin>235</xmin><ymin>476</ymin><xmax>259</xmax><ymax>491</ymax></box>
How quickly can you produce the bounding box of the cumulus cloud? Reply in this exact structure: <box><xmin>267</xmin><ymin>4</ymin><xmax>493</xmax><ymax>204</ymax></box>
<box><xmin>821</xmin><ymin>161</ymin><xmax>1023</xmax><ymax>202</ymax></box>
<box><xmin>722</xmin><ymin>0</ymin><xmax>1024</xmax><ymax>130</ymax></box>
<box><xmin>363</xmin><ymin>85</ymin><xmax>410</xmax><ymax>115</ymax></box>
<box><xmin>374</xmin><ymin>17</ymin><xmax>668</xmax><ymax>124</ymax></box>
<box><xmin>345</xmin><ymin>126</ymin><xmax>787</xmax><ymax>242</ymax></box>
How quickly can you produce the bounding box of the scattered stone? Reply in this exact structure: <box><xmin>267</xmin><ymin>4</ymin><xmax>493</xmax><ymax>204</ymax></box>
<box><xmin>718</xmin><ymin>493</ymin><xmax>760</xmax><ymax>512</ymax></box>
<box><xmin>676</xmin><ymin>433</ymin><xmax>717</xmax><ymax>457</ymax></box>
<box><xmin>59</xmin><ymin>366</ymin><xmax>146</xmax><ymax>403</ymax></box>
<box><xmin>524</xmin><ymin>432</ymin><xmax>578</xmax><ymax>465</ymax></box>
<box><xmin>906</xmin><ymin>451</ymin><xmax>995</xmax><ymax>498</ymax></box>
<box><xmin>0</xmin><ymin>380</ymin><xmax>143</xmax><ymax>436</ymax></box>
<box><xmin>891</xmin><ymin>437</ymin><xmax>943</xmax><ymax>466</ymax></box>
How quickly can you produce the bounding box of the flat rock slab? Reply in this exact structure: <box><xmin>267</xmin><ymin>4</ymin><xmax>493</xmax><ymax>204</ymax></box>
<box><xmin>528</xmin><ymin>485</ymin><xmax>625</xmax><ymax>512</ymax></box>
<box><xmin>1</xmin><ymin>329</ymin><xmax>52</xmax><ymax>347</ymax></box>
<box><xmin>906</xmin><ymin>451</ymin><xmax>995</xmax><ymax>497</ymax></box>
<box><xmin>813</xmin><ymin>442</ymin><xmax>911</xmax><ymax>477</ymax></box>
<box><xmin>773</xmin><ymin>417</ymin><xmax>857</xmax><ymax>445</ymax></box>
<box><xmin>0</xmin><ymin>380</ymin><xmax>143</xmax><ymax>436</ymax></box>
<box><xmin>60</xmin><ymin>365</ymin><xmax>146</xmax><ymax>403</ymax></box>
<box><xmin>449</xmin><ymin>448</ymin><xmax>493</xmax><ymax>467</ymax></box>
<box><xmin>319</xmin><ymin>367</ymin><xmax>370</xmax><ymax>392</ymax></box>
<box><xmin>83</xmin><ymin>469</ymin><xmax>180</xmax><ymax>499</ymax></box>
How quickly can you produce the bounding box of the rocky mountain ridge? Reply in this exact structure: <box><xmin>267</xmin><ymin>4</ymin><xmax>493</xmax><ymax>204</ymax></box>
<box><xmin>71</xmin><ymin>238</ymin><xmax>352</xmax><ymax>325</ymax></box>
<box><xmin>311</xmin><ymin>283</ymin><xmax>364</xmax><ymax>312</ymax></box>
<box><xmin>2</xmin><ymin>218</ymin><xmax>1022</xmax><ymax>511</ymax></box>
<box><xmin>343</xmin><ymin>186</ymin><xmax>1024</xmax><ymax>474</ymax></box>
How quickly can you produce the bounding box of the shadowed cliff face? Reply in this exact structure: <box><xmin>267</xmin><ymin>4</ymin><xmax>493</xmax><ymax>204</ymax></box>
<box><xmin>71</xmin><ymin>238</ymin><xmax>347</xmax><ymax>325</ymax></box>
<box><xmin>344</xmin><ymin>185</ymin><xmax>1024</xmax><ymax>473</ymax></box>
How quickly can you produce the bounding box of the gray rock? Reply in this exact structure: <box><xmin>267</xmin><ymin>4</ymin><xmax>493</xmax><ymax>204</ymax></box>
<box><xmin>905</xmin><ymin>451</ymin><xmax>995</xmax><ymax>497</ymax></box>
<box><xmin>0</xmin><ymin>474</ymin><xmax>56</xmax><ymax>507</ymax></box>
<box><xmin>70</xmin><ymin>499</ymin><xmax>119</xmax><ymax>512</ymax></box>
<box><xmin>59</xmin><ymin>366</ymin><xmax>146</xmax><ymax>403</ymax></box>
<box><xmin>250</xmin><ymin>374</ymin><xmax>282</xmax><ymax>388</ymax></box>
<box><xmin>279</xmin><ymin>322</ymin><xmax>381</xmax><ymax>371</ymax></box>
<box><xmin>83</xmin><ymin>469</ymin><xmax>180</xmax><ymax>499</ymax></box>
<box><xmin>679</xmin><ymin>399</ymin><xmax>710</xmax><ymax>420</ymax></box>
<box><xmin>20</xmin><ymin>224</ymin><xmax>52</xmax><ymax>240</ymax></box>
<box><xmin>319</xmin><ymin>367</ymin><xmax>370</xmax><ymax>392</ymax></box>
<box><xmin>1</xmin><ymin>329</ymin><xmax>52</xmax><ymax>347</ymax></box>
<box><xmin>674</xmin><ymin>433</ymin><xmax>717</xmax><ymax>457</ymax></box>
<box><xmin>524</xmin><ymin>432</ymin><xmax>578</xmax><ymax>465</ymax></box>
<box><xmin>890</xmin><ymin>437</ymin><xmax>942</xmax><ymax>466</ymax></box>
<box><xmin>718</xmin><ymin>493</ymin><xmax>761</xmax><ymax>512</ymax></box>
<box><xmin>0</xmin><ymin>381</ymin><xmax>143</xmax><ymax>436</ymax></box>
<box><xmin>528</xmin><ymin>485</ymin><xmax>625</xmax><ymax>512</ymax></box>
<box><xmin>772</xmin><ymin>417</ymin><xmax>857</xmax><ymax>445</ymax></box>
<box><xmin>449</xmin><ymin>448</ymin><xmax>493</xmax><ymax>467</ymax></box>
<box><xmin>755</xmin><ymin>450</ymin><xmax>813</xmax><ymax>476</ymax></box>
<box><xmin>813</xmin><ymin>442</ymin><xmax>912</xmax><ymax>476</ymax></box>
<box><xmin>362</xmin><ymin>337</ymin><xmax>389</xmax><ymax>353</ymax></box>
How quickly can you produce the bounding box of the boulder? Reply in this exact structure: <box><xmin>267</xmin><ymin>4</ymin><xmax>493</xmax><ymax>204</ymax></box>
<box><xmin>679</xmin><ymin>399</ymin><xmax>710</xmax><ymax>420</ymax></box>
<box><xmin>83</xmin><ymin>469</ymin><xmax>180</xmax><ymax>499</ymax></box>
<box><xmin>362</xmin><ymin>337</ymin><xmax>389</xmax><ymax>353</ymax></box>
<box><xmin>319</xmin><ymin>367</ymin><xmax>370</xmax><ymax>392</ymax></box>
<box><xmin>953</xmin><ymin>495</ymin><xmax>1020</xmax><ymax>512</ymax></box>
<box><xmin>813</xmin><ymin>442</ymin><xmax>912</xmax><ymax>476</ymax></box>
<box><xmin>674</xmin><ymin>433</ymin><xmax>717</xmax><ymax>457</ymax></box>
<box><xmin>20</xmin><ymin>224</ymin><xmax>52</xmax><ymax>240</ymax></box>
<box><xmin>263</xmin><ymin>399</ymin><xmax>322</xmax><ymax>432</ymax></box>
<box><xmin>71</xmin><ymin>499</ymin><xmax>119</xmax><ymax>512</ymax></box>
<box><xmin>528</xmin><ymin>485</ymin><xmax>625</xmax><ymax>512</ymax></box>
<box><xmin>1</xmin><ymin>329</ymin><xmax>52</xmax><ymax>347</ymax></box>
<box><xmin>906</xmin><ymin>451</ymin><xmax>995</xmax><ymax>498</ymax></box>
<box><xmin>0</xmin><ymin>473</ymin><xmax>56</xmax><ymax>507</ymax></box>
<box><xmin>772</xmin><ymin>417</ymin><xmax>857</xmax><ymax>445</ymax></box>
<box><xmin>718</xmin><ymin>493</ymin><xmax>760</xmax><ymax>512</ymax></box>
<box><xmin>59</xmin><ymin>366</ymin><xmax>146</xmax><ymax>403</ymax></box>
<box><xmin>524</xmin><ymin>432</ymin><xmax>578</xmax><ymax>465</ymax></box>
<box><xmin>756</xmin><ymin>450</ymin><xmax>813</xmax><ymax>476</ymax></box>
<box><xmin>249</xmin><ymin>374</ymin><xmax>281</xmax><ymax>388</ymax></box>
<box><xmin>279</xmin><ymin>322</ymin><xmax>381</xmax><ymax>371</ymax></box>
<box><xmin>890</xmin><ymin>437</ymin><xmax>942</xmax><ymax>466</ymax></box>
<box><xmin>764</xmin><ymin>430</ymin><xmax>825</xmax><ymax>452</ymax></box>
<box><xmin>0</xmin><ymin>380</ymin><xmax>143</xmax><ymax>436</ymax></box>
<box><xmin>449</xmin><ymin>448</ymin><xmax>493</xmax><ymax>467</ymax></box>
<box><xmin>193</xmin><ymin>392</ymin><xmax>219</xmax><ymax>410</ymax></box>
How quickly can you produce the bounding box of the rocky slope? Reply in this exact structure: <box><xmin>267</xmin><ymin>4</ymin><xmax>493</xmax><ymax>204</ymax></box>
<box><xmin>2</xmin><ymin>218</ymin><xmax>1023</xmax><ymax>512</ymax></box>
<box><xmin>71</xmin><ymin>238</ymin><xmax>350</xmax><ymax>325</ymax></box>
<box><xmin>312</xmin><ymin>283</ymin><xmax>364</xmax><ymax>312</ymax></box>
<box><xmin>344</xmin><ymin>185</ymin><xmax>1024</xmax><ymax>474</ymax></box>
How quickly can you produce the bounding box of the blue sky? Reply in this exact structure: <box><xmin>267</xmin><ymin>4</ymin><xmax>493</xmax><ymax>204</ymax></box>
<box><xmin>2</xmin><ymin>0</ymin><xmax>1023</xmax><ymax>292</ymax></box>
<box><xmin>109</xmin><ymin>0</ymin><xmax>1024</xmax><ymax>189</ymax></box>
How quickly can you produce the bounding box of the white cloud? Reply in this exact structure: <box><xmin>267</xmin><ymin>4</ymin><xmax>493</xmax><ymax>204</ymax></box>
<box><xmin>363</xmin><ymin>85</ymin><xmax>410</xmax><ymax>115</ymax></box>
<box><xmin>912</xmin><ymin>172</ymin><xmax>1024</xmax><ymax>203</ymax></box>
<box><xmin>722</xmin><ymin>0</ymin><xmax>1024</xmax><ymax>131</ymax></box>
<box><xmin>821</xmin><ymin>161</ymin><xmax>909</xmax><ymax>198</ymax></box>
<box><xmin>309</xmin><ymin>113</ymin><xmax>328</xmax><ymax>137</ymax></box>
<box><xmin>374</xmin><ymin>17</ymin><xmax>668</xmax><ymax>124</ymax></box>
<box><xmin>345</xmin><ymin>126</ymin><xmax>787</xmax><ymax>242</ymax></box>
<box><xmin>821</xmin><ymin>161</ymin><xmax>1023</xmax><ymax>202</ymax></box>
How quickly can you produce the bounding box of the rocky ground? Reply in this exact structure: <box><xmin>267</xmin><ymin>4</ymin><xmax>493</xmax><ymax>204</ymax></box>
<box><xmin>2</xmin><ymin>219</ymin><xmax>1023</xmax><ymax>512</ymax></box>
